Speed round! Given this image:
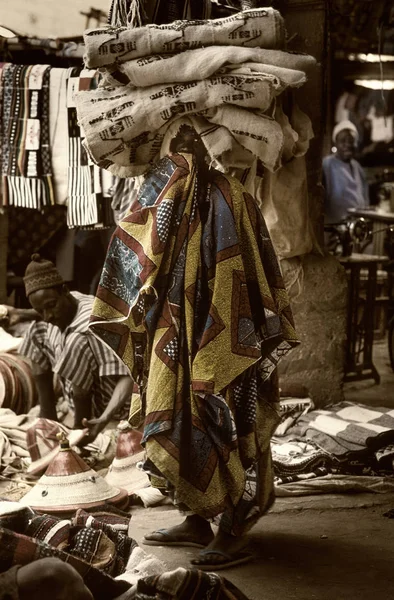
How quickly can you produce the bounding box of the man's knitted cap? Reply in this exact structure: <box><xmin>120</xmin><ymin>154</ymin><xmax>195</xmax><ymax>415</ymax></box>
<box><xmin>23</xmin><ymin>254</ymin><xmax>64</xmax><ymax>297</ymax></box>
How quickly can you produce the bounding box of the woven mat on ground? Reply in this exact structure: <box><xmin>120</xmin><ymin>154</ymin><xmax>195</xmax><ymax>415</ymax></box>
<box><xmin>0</xmin><ymin>502</ymin><xmax>250</xmax><ymax>599</ymax></box>
<box><xmin>275</xmin><ymin>474</ymin><xmax>394</xmax><ymax>497</ymax></box>
<box><xmin>271</xmin><ymin>435</ymin><xmax>394</xmax><ymax>487</ymax></box>
<box><xmin>287</xmin><ymin>401</ymin><xmax>394</xmax><ymax>456</ymax></box>
<box><xmin>272</xmin><ymin>440</ymin><xmax>332</xmax><ymax>486</ymax></box>
<box><xmin>84</xmin><ymin>8</ymin><xmax>285</xmax><ymax>68</ymax></box>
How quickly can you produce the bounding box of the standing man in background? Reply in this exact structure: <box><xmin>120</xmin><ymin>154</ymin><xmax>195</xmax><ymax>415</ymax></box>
<box><xmin>323</xmin><ymin>119</ymin><xmax>369</xmax><ymax>226</ymax></box>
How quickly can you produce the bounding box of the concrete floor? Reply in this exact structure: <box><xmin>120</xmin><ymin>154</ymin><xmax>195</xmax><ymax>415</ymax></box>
<box><xmin>130</xmin><ymin>337</ymin><xmax>394</xmax><ymax>600</ymax></box>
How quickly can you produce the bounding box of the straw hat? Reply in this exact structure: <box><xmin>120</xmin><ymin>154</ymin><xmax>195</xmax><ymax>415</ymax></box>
<box><xmin>105</xmin><ymin>421</ymin><xmax>149</xmax><ymax>494</ymax></box>
<box><xmin>20</xmin><ymin>433</ymin><xmax>128</xmax><ymax>514</ymax></box>
<box><xmin>0</xmin><ymin>353</ymin><xmax>37</xmax><ymax>414</ymax></box>
<box><xmin>26</xmin><ymin>418</ymin><xmax>87</xmax><ymax>477</ymax></box>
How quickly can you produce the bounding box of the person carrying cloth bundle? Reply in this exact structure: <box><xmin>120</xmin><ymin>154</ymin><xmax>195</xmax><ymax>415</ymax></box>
<box><xmin>89</xmin><ymin>127</ymin><xmax>299</xmax><ymax>570</ymax></box>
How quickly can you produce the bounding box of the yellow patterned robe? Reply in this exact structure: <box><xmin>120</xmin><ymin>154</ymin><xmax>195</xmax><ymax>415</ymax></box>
<box><xmin>90</xmin><ymin>153</ymin><xmax>299</xmax><ymax>532</ymax></box>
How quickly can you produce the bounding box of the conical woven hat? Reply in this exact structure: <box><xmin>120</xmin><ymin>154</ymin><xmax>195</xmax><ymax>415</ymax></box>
<box><xmin>20</xmin><ymin>434</ymin><xmax>128</xmax><ymax>514</ymax></box>
<box><xmin>105</xmin><ymin>422</ymin><xmax>149</xmax><ymax>494</ymax></box>
<box><xmin>26</xmin><ymin>418</ymin><xmax>87</xmax><ymax>477</ymax></box>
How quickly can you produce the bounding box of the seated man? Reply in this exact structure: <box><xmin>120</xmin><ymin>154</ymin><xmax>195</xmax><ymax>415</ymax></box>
<box><xmin>6</xmin><ymin>254</ymin><xmax>134</xmax><ymax>444</ymax></box>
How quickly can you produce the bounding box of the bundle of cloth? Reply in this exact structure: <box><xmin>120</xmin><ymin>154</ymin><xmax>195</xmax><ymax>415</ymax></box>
<box><xmin>76</xmin><ymin>7</ymin><xmax>316</xmax><ymax>182</ymax></box>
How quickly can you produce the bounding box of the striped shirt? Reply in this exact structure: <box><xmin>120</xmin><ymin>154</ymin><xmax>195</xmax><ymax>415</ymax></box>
<box><xmin>19</xmin><ymin>291</ymin><xmax>130</xmax><ymax>418</ymax></box>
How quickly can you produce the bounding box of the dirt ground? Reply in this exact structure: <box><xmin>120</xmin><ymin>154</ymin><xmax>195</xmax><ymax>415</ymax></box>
<box><xmin>129</xmin><ymin>492</ymin><xmax>394</xmax><ymax>600</ymax></box>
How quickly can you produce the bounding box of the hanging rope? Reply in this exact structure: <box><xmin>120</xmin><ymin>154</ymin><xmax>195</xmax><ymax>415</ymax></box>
<box><xmin>377</xmin><ymin>21</ymin><xmax>388</xmax><ymax>127</ymax></box>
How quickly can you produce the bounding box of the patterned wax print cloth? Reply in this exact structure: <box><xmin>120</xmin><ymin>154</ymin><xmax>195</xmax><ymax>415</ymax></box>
<box><xmin>89</xmin><ymin>153</ymin><xmax>299</xmax><ymax>532</ymax></box>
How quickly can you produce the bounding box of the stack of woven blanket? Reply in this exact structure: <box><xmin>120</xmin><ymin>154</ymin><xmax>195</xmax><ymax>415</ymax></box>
<box><xmin>271</xmin><ymin>401</ymin><xmax>394</xmax><ymax>493</ymax></box>
<box><xmin>76</xmin><ymin>8</ymin><xmax>316</xmax><ymax>179</ymax></box>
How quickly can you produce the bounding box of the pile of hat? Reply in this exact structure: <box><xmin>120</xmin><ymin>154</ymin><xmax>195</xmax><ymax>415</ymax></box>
<box><xmin>20</xmin><ymin>431</ymin><xmax>129</xmax><ymax>515</ymax></box>
<box><xmin>0</xmin><ymin>352</ymin><xmax>38</xmax><ymax>414</ymax></box>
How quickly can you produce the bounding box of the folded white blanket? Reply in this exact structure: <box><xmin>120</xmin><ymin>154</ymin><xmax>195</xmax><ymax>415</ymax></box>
<box><xmin>76</xmin><ymin>73</ymin><xmax>285</xmax><ymax>176</ymax></box>
<box><xmin>115</xmin><ymin>46</ymin><xmax>316</xmax><ymax>88</ymax></box>
<box><xmin>84</xmin><ymin>7</ymin><xmax>285</xmax><ymax>68</ymax></box>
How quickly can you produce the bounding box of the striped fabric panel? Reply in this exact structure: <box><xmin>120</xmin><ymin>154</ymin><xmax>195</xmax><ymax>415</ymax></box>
<box><xmin>67</xmin><ymin>166</ymin><xmax>99</xmax><ymax>227</ymax></box>
<box><xmin>66</xmin><ymin>69</ymin><xmax>102</xmax><ymax>228</ymax></box>
<box><xmin>1</xmin><ymin>64</ymin><xmax>54</xmax><ymax>209</ymax></box>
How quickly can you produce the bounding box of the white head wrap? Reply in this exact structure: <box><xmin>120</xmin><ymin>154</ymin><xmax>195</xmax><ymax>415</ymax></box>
<box><xmin>332</xmin><ymin>120</ymin><xmax>359</xmax><ymax>144</ymax></box>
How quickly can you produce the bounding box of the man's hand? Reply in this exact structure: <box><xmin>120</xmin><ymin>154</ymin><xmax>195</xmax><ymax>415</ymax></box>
<box><xmin>77</xmin><ymin>416</ymin><xmax>108</xmax><ymax>446</ymax></box>
<box><xmin>0</xmin><ymin>305</ymin><xmax>19</xmax><ymax>328</ymax></box>
<box><xmin>0</xmin><ymin>305</ymin><xmax>40</xmax><ymax>327</ymax></box>
<box><xmin>17</xmin><ymin>557</ymin><xmax>93</xmax><ymax>600</ymax></box>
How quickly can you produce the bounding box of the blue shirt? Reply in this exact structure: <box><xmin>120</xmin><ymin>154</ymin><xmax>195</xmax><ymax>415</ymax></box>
<box><xmin>323</xmin><ymin>154</ymin><xmax>369</xmax><ymax>224</ymax></box>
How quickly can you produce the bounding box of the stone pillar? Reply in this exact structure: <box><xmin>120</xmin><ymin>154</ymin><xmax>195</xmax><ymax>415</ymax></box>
<box><xmin>277</xmin><ymin>0</ymin><xmax>348</xmax><ymax>407</ymax></box>
<box><xmin>279</xmin><ymin>254</ymin><xmax>347</xmax><ymax>405</ymax></box>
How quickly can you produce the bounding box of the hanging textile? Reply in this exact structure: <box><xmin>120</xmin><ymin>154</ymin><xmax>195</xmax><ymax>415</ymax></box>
<box><xmin>49</xmin><ymin>68</ymin><xmax>71</xmax><ymax>205</ymax></box>
<box><xmin>1</xmin><ymin>64</ymin><xmax>54</xmax><ymax>209</ymax></box>
<box><xmin>66</xmin><ymin>68</ymin><xmax>114</xmax><ymax>228</ymax></box>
